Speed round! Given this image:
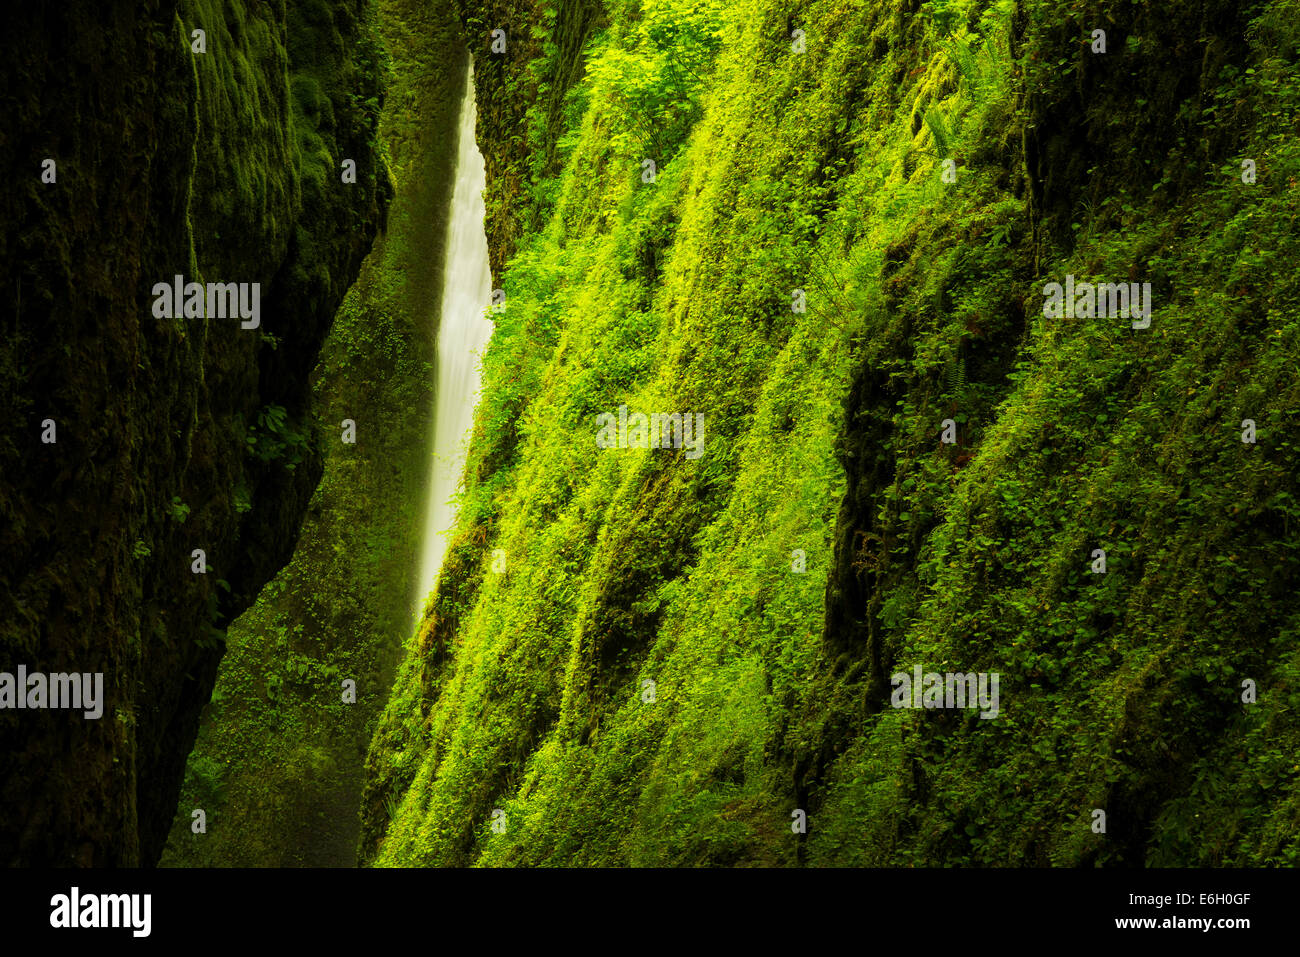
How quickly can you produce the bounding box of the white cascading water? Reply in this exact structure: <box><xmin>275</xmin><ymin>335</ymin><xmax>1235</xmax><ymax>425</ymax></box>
<box><xmin>413</xmin><ymin>61</ymin><xmax>494</xmax><ymax>623</ymax></box>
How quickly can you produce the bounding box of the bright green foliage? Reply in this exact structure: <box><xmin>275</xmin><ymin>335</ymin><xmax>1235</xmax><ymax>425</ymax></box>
<box><xmin>362</xmin><ymin>0</ymin><xmax>1300</xmax><ymax>867</ymax></box>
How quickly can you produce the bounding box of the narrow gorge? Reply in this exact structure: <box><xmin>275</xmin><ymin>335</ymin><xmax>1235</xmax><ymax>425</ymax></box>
<box><xmin>2</xmin><ymin>0</ymin><xmax>1299</xmax><ymax>874</ymax></box>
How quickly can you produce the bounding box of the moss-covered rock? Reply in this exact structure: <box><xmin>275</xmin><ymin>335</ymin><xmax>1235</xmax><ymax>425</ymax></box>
<box><xmin>0</xmin><ymin>0</ymin><xmax>389</xmax><ymax>866</ymax></box>
<box><xmin>161</xmin><ymin>0</ymin><xmax>467</xmax><ymax>868</ymax></box>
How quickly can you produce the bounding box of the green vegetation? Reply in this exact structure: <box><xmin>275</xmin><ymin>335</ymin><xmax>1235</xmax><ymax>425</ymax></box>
<box><xmin>358</xmin><ymin>0</ymin><xmax>1300</xmax><ymax>867</ymax></box>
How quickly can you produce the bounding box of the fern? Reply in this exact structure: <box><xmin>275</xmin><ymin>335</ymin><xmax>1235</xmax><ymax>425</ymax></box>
<box><xmin>943</xmin><ymin>354</ymin><xmax>967</xmax><ymax>397</ymax></box>
<box><xmin>924</xmin><ymin>105</ymin><xmax>952</xmax><ymax>156</ymax></box>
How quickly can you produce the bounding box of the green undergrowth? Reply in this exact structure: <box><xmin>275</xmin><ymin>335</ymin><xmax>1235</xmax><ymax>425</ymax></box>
<box><xmin>362</xmin><ymin>0</ymin><xmax>1300</xmax><ymax>866</ymax></box>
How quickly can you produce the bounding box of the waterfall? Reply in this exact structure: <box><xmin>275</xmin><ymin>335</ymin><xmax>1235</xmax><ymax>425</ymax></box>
<box><xmin>413</xmin><ymin>61</ymin><xmax>494</xmax><ymax>623</ymax></box>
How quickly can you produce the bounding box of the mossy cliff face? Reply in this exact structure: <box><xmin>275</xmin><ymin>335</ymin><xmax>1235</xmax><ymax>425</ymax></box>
<box><xmin>812</xmin><ymin>0</ymin><xmax>1296</xmax><ymax>867</ymax></box>
<box><xmin>362</xmin><ymin>0</ymin><xmax>1300</xmax><ymax>866</ymax></box>
<box><xmin>0</xmin><ymin>0</ymin><xmax>388</xmax><ymax>866</ymax></box>
<box><xmin>161</xmin><ymin>0</ymin><xmax>465</xmax><ymax>868</ymax></box>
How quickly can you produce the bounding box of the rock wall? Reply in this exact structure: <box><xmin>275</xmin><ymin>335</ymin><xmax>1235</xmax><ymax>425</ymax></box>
<box><xmin>0</xmin><ymin>0</ymin><xmax>390</xmax><ymax>866</ymax></box>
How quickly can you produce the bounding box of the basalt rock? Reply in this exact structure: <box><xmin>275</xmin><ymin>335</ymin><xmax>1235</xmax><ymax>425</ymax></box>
<box><xmin>0</xmin><ymin>0</ymin><xmax>390</xmax><ymax>866</ymax></box>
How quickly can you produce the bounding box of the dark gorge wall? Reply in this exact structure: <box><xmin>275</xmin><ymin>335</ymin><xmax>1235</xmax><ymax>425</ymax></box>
<box><xmin>0</xmin><ymin>0</ymin><xmax>389</xmax><ymax>865</ymax></box>
<box><xmin>161</xmin><ymin>0</ymin><xmax>467</xmax><ymax>868</ymax></box>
